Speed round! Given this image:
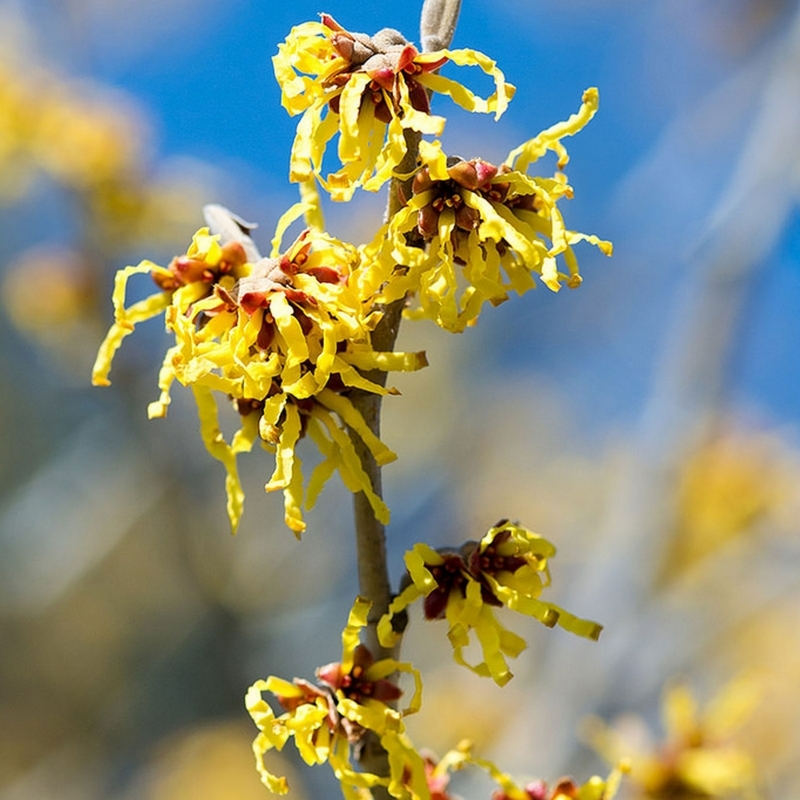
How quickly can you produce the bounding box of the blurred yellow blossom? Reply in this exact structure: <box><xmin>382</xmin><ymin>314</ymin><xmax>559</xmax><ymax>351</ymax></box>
<box><xmin>245</xmin><ymin>597</ymin><xmax>425</xmax><ymax>799</ymax></box>
<box><xmin>663</xmin><ymin>427</ymin><xmax>799</xmax><ymax>577</ymax></box>
<box><xmin>1</xmin><ymin>246</ymin><xmax>104</xmax><ymax>370</ymax></box>
<box><xmin>2</xmin><ymin>247</ymin><xmax>95</xmax><ymax>333</ymax></box>
<box><xmin>0</xmin><ymin>53</ymin><xmax>214</xmax><ymax>254</ymax></box>
<box><xmin>30</xmin><ymin>81</ymin><xmax>141</xmax><ymax>190</ymax></box>
<box><xmin>378</xmin><ymin>520</ymin><xmax>602</xmax><ymax>686</ymax></box>
<box><xmin>358</xmin><ymin>89</ymin><xmax>611</xmax><ymax>331</ymax></box>
<box><xmin>93</xmin><ymin>216</ymin><xmax>427</xmax><ymax>533</ymax></box>
<box><xmin>586</xmin><ymin>677</ymin><xmax>763</xmax><ymax>799</ymax></box>
<box><xmin>273</xmin><ymin>14</ymin><xmax>514</xmax><ymax>201</ymax></box>
<box><xmin>0</xmin><ymin>58</ymin><xmax>142</xmax><ymax>198</ymax></box>
<box><xmin>140</xmin><ymin>721</ymin><xmax>300</xmax><ymax>800</ymax></box>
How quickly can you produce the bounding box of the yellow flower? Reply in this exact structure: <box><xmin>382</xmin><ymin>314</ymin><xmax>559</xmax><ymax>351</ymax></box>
<box><xmin>245</xmin><ymin>597</ymin><xmax>425</xmax><ymax>799</ymax></box>
<box><xmin>359</xmin><ymin>89</ymin><xmax>611</xmax><ymax>332</ymax></box>
<box><xmin>402</xmin><ymin>740</ymin><xmax>624</xmax><ymax>800</ymax></box>
<box><xmin>92</xmin><ymin>210</ymin><xmax>427</xmax><ymax>534</ymax></box>
<box><xmin>273</xmin><ymin>14</ymin><xmax>514</xmax><ymax>201</ymax></box>
<box><xmin>378</xmin><ymin>520</ymin><xmax>602</xmax><ymax>686</ymax></box>
<box><xmin>587</xmin><ymin>677</ymin><xmax>762</xmax><ymax>799</ymax></box>
<box><xmin>474</xmin><ymin>748</ymin><xmax>625</xmax><ymax>800</ymax></box>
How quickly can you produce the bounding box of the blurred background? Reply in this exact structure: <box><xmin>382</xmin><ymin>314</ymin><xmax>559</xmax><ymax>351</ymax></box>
<box><xmin>1</xmin><ymin>0</ymin><xmax>799</xmax><ymax>798</ymax></box>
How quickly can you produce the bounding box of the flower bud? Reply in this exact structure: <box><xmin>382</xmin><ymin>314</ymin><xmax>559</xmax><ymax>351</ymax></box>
<box><xmin>447</xmin><ymin>158</ymin><xmax>498</xmax><ymax>190</ymax></box>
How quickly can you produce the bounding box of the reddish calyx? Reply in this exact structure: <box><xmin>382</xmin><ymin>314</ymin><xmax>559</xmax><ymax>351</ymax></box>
<box><xmin>152</xmin><ymin>240</ymin><xmax>248</xmax><ymax>292</ymax></box>
<box><xmin>320</xmin><ymin>14</ymin><xmax>449</xmax><ymax>120</ymax></box>
<box><xmin>317</xmin><ymin>644</ymin><xmax>403</xmax><ymax>705</ymax></box>
<box><xmin>412</xmin><ymin>158</ymin><xmax>500</xmax><ymax>240</ymax></box>
<box><xmin>422</xmin><ymin>551</ymin><xmax>470</xmax><ymax>620</ymax></box>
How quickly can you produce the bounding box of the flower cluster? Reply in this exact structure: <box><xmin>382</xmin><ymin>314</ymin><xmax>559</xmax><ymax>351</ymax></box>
<box><xmin>246</xmin><ymin>598</ymin><xmax>619</xmax><ymax>800</ymax></box>
<box><xmin>273</xmin><ymin>14</ymin><xmax>514</xmax><ymax>200</ymax></box>
<box><xmin>246</xmin><ymin>597</ymin><xmax>426</xmax><ymax>799</ymax></box>
<box><xmin>378</xmin><ymin>520</ymin><xmax>602</xmax><ymax>685</ymax></box>
<box><xmin>92</xmin><ymin>211</ymin><xmax>427</xmax><ymax>534</ymax></box>
<box><xmin>358</xmin><ymin>90</ymin><xmax>611</xmax><ymax>332</ymax></box>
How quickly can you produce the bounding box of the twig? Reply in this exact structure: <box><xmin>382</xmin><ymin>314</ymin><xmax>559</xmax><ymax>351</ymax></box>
<box><xmin>421</xmin><ymin>0</ymin><xmax>463</xmax><ymax>53</ymax></box>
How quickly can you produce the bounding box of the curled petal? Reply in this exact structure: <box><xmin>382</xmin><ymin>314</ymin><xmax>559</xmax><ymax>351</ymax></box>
<box><xmin>384</xmin><ymin>730</ymin><xmax>431</xmax><ymax>800</ymax></box>
<box><xmin>318</xmin><ymin>388</ymin><xmax>397</xmax><ymax>466</ymax></box>
<box><xmin>193</xmin><ymin>385</ymin><xmax>254</xmax><ymax>533</ymax></box>
<box><xmin>305</xmin><ymin>416</ymin><xmax>343</xmax><ymax>509</ymax></box>
<box><xmin>271</xmin><ymin>181</ymin><xmax>325</xmax><ymax>256</ymax></box>
<box><xmin>505</xmin><ymin>87</ymin><xmax>599</xmax><ymax>172</ymax></box>
<box><xmin>91</xmin><ymin>262</ymin><xmax>170</xmax><ymax>386</ymax></box>
<box><xmin>377</xmin><ymin>583</ymin><xmax>424</xmax><ymax>648</ymax></box>
<box><xmin>338</xmin><ymin>697</ymin><xmax>400</xmax><ymax>736</ymax></box>
<box><xmin>417</xmin><ymin>47</ymin><xmax>515</xmax><ymax>119</ymax></box>
<box><xmin>487</xmin><ymin>575</ymin><xmax>602</xmax><ymax>641</ymax></box>
<box><xmin>418</xmin><ymin>139</ymin><xmax>450</xmax><ymax>181</ymax></box>
<box><xmin>315</xmin><ymin>406</ymin><xmax>391</xmax><ymax>524</ymax></box>
<box><xmin>245</xmin><ymin>681</ymin><xmax>292</xmax><ymax>794</ymax></box>
<box><xmin>449</xmin><ymin>600</ymin><xmax>522</xmax><ymax>686</ymax></box>
<box><xmin>365</xmin><ymin>657</ymin><xmax>424</xmax><ymax>716</ymax></box>
<box><xmin>342</xmin><ymin>349</ymin><xmax>428</xmax><ymax>373</ymax></box>
<box><xmin>341</xmin><ymin>596</ymin><xmax>371</xmax><ymax>672</ymax></box>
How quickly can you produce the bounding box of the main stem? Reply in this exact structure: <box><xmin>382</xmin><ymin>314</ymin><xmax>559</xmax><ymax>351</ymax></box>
<box><xmin>348</xmin><ymin>2</ymin><xmax>461</xmax><ymax>790</ymax></box>
<box><xmin>349</xmin><ymin>128</ymin><xmax>421</xmax><ymax>663</ymax></box>
<box><xmin>346</xmin><ymin>129</ymin><xmax>420</xmax><ymax>796</ymax></box>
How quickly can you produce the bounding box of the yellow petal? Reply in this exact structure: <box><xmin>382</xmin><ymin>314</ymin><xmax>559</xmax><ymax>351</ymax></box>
<box><xmin>269</xmin><ymin>293</ymin><xmax>309</xmax><ymax>369</ymax></box>
<box><xmin>315</xmin><ymin>406</ymin><xmax>391</xmax><ymax>524</ymax></box>
<box><xmin>337</xmin><ymin>72</ymin><xmax>373</xmax><ymax>165</ymax></box>
<box><xmin>283</xmin><ymin>445</ymin><xmax>306</xmax><ymax>536</ymax></box>
<box><xmin>384</xmin><ymin>729</ymin><xmax>430</xmax><ymax>800</ymax></box>
<box><xmin>362</xmin><ymin>113</ymin><xmax>407</xmax><ymax>193</ymax></box>
<box><xmin>418</xmin><ymin>139</ymin><xmax>450</xmax><ymax>181</ymax></box>
<box><xmin>305</xmin><ymin>416</ymin><xmax>340</xmax><ymax>509</ymax></box>
<box><xmin>317</xmin><ymin>388</ymin><xmax>397</xmax><ymax>466</ymax></box>
<box><xmin>420</xmin><ymin>47</ymin><xmax>515</xmax><ymax>119</ymax></box>
<box><xmin>341</xmin><ymin>349</ymin><xmax>428</xmax><ymax>373</ymax></box>
<box><xmin>377</xmin><ymin>583</ymin><xmax>424</xmax><ymax>648</ymax></box>
<box><xmin>505</xmin><ymin>87</ymin><xmax>599</xmax><ymax>172</ymax></box>
<box><xmin>338</xmin><ymin>697</ymin><xmax>398</xmax><ymax>735</ymax></box>
<box><xmin>92</xmin><ymin>261</ymin><xmax>170</xmax><ymax>386</ymax></box>
<box><xmin>367</xmin><ymin>658</ymin><xmax>423</xmax><ymax>716</ymax></box>
<box><xmin>341</xmin><ymin>596</ymin><xmax>371</xmax><ymax>672</ymax></box>
<box><xmin>192</xmin><ymin>384</ymin><xmax>246</xmax><ymax>533</ymax></box>
<box><xmin>406</xmin><ymin>543</ymin><xmax>444</xmax><ymax>589</ymax></box>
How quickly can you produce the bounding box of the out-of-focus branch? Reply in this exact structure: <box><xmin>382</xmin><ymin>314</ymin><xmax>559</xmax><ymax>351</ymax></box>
<box><xmin>512</xmin><ymin>3</ymin><xmax>800</xmax><ymax>774</ymax></box>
